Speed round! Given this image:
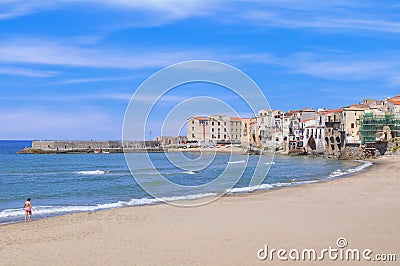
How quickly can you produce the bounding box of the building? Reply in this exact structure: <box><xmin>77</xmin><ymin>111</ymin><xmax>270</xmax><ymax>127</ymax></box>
<box><xmin>187</xmin><ymin>115</ymin><xmax>243</xmax><ymax>145</ymax></box>
<box><xmin>385</xmin><ymin>96</ymin><xmax>400</xmax><ymax>115</ymax></box>
<box><xmin>255</xmin><ymin>109</ymin><xmax>275</xmax><ymax>149</ymax></box>
<box><xmin>322</xmin><ymin>109</ymin><xmax>344</xmax><ymax>156</ymax></box>
<box><xmin>360</xmin><ymin>113</ymin><xmax>400</xmax><ymax>144</ymax></box>
<box><xmin>340</xmin><ymin>104</ymin><xmax>368</xmax><ymax>145</ymax></box>
<box><xmin>155</xmin><ymin>136</ymin><xmax>187</xmax><ymax>147</ymax></box>
<box><xmin>286</xmin><ymin>110</ymin><xmax>302</xmax><ymax>151</ymax></box>
<box><xmin>240</xmin><ymin>117</ymin><xmax>255</xmax><ymax>148</ymax></box>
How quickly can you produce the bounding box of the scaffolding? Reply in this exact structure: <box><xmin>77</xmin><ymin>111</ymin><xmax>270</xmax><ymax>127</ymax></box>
<box><xmin>360</xmin><ymin>113</ymin><xmax>400</xmax><ymax>144</ymax></box>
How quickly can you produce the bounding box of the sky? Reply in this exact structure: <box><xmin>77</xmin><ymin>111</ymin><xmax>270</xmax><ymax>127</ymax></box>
<box><xmin>0</xmin><ymin>0</ymin><xmax>400</xmax><ymax>140</ymax></box>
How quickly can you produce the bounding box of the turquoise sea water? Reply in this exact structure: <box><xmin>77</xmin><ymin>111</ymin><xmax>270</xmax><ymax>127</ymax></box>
<box><xmin>0</xmin><ymin>140</ymin><xmax>371</xmax><ymax>224</ymax></box>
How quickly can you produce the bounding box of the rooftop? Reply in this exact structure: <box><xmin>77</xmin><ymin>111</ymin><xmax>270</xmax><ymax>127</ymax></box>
<box><xmin>387</xmin><ymin>99</ymin><xmax>400</xmax><ymax>105</ymax></box>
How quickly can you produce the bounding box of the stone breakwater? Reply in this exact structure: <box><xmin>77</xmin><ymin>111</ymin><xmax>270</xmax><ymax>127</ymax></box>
<box><xmin>17</xmin><ymin>140</ymin><xmax>163</xmax><ymax>154</ymax></box>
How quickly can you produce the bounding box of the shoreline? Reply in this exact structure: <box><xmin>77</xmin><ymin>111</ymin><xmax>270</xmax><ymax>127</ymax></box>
<box><xmin>0</xmin><ymin>158</ymin><xmax>371</xmax><ymax>226</ymax></box>
<box><xmin>3</xmin><ymin>157</ymin><xmax>399</xmax><ymax>265</ymax></box>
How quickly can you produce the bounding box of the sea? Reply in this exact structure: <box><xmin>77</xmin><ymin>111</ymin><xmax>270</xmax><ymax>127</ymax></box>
<box><xmin>0</xmin><ymin>140</ymin><xmax>372</xmax><ymax>225</ymax></box>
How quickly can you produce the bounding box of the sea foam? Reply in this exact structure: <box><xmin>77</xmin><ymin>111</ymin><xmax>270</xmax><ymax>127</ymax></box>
<box><xmin>75</xmin><ymin>170</ymin><xmax>106</xmax><ymax>175</ymax></box>
<box><xmin>227</xmin><ymin>160</ymin><xmax>245</xmax><ymax>164</ymax></box>
<box><xmin>328</xmin><ymin>161</ymin><xmax>372</xmax><ymax>178</ymax></box>
<box><xmin>0</xmin><ymin>193</ymin><xmax>217</xmax><ymax>221</ymax></box>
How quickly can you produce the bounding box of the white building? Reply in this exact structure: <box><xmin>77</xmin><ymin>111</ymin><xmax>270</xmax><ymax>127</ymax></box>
<box><xmin>385</xmin><ymin>96</ymin><xmax>400</xmax><ymax>115</ymax></box>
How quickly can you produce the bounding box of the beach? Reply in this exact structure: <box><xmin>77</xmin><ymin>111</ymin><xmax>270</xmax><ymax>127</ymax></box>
<box><xmin>1</xmin><ymin>156</ymin><xmax>399</xmax><ymax>265</ymax></box>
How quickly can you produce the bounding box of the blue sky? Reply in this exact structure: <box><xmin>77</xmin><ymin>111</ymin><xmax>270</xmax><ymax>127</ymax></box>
<box><xmin>0</xmin><ymin>0</ymin><xmax>400</xmax><ymax>140</ymax></box>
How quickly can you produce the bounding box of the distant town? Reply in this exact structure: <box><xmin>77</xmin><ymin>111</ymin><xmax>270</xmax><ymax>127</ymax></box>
<box><xmin>20</xmin><ymin>95</ymin><xmax>400</xmax><ymax>159</ymax></box>
<box><xmin>184</xmin><ymin>94</ymin><xmax>400</xmax><ymax>158</ymax></box>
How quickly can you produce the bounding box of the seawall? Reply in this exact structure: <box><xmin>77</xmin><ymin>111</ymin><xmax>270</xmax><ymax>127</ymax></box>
<box><xmin>17</xmin><ymin>140</ymin><xmax>164</xmax><ymax>154</ymax></box>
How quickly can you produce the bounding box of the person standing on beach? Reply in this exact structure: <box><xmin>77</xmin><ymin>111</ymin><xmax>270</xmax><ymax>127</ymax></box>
<box><xmin>24</xmin><ymin>198</ymin><xmax>33</xmax><ymax>222</ymax></box>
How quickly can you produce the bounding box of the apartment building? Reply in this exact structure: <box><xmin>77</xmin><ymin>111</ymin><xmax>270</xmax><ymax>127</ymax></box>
<box><xmin>187</xmin><ymin>115</ymin><xmax>243</xmax><ymax>145</ymax></box>
<box><xmin>341</xmin><ymin>104</ymin><xmax>368</xmax><ymax>144</ymax></box>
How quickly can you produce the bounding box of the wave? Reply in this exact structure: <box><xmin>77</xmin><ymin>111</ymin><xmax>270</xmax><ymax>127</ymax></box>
<box><xmin>227</xmin><ymin>161</ymin><xmax>372</xmax><ymax>194</ymax></box>
<box><xmin>226</xmin><ymin>180</ymin><xmax>318</xmax><ymax>194</ymax></box>
<box><xmin>0</xmin><ymin>193</ymin><xmax>217</xmax><ymax>220</ymax></box>
<box><xmin>265</xmin><ymin>162</ymin><xmax>276</xmax><ymax>165</ymax></box>
<box><xmin>1</xmin><ymin>161</ymin><xmax>373</xmax><ymax>223</ymax></box>
<box><xmin>227</xmin><ymin>160</ymin><xmax>245</xmax><ymax>164</ymax></box>
<box><xmin>328</xmin><ymin>161</ymin><xmax>372</xmax><ymax>178</ymax></box>
<box><xmin>182</xmin><ymin>171</ymin><xmax>197</xmax><ymax>175</ymax></box>
<box><xmin>75</xmin><ymin>170</ymin><xmax>106</xmax><ymax>175</ymax></box>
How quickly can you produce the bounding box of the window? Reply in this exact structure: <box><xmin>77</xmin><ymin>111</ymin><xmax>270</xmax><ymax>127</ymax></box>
<box><xmin>192</xmin><ymin>134</ymin><xmax>195</xmax><ymax>138</ymax></box>
<box><xmin>224</xmin><ymin>122</ymin><xmax>226</xmax><ymax>126</ymax></box>
<box><xmin>192</xmin><ymin>120</ymin><xmax>194</xmax><ymax>124</ymax></box>
<box><xmin>351</xmin><ymin>123</ymin><xmax>355</xmax><ymax>129</ymax></box>
<box><xmin>212</xmin><ymin>122</ymin><xmax>214</xmax><ymax>126</ymax></box>
<box><xmin>212</xmin><ymin>128</ymin><xmax>214</xmax><ymax>132</ymax></box>
<box><xmin>224</xmin><ymin>134</ymin><xmax>226</xmax><ymax>139</ymax></box>
<box><xmin>212</xmin><ymin>134</ymin><xmax>215</xmax><ymax>139</ymax></box>
<box><xmin>218</xmin><ymin>122</ymin><xmax>220</xmax><ymax>126</ymax></box>
<box><xmin>224</xmin><ymin>128</ymin><xmax>226</xmax><ymax>132</ymax></box>
<box><xmin>218</xmin><ymin>134</ymin><xmax>220</xmax><ymax>139</ymax></box>
<box><xmin>192</xmin><ymin>127</ymin><xmax>194</xmax><ymax>131</ymax></box>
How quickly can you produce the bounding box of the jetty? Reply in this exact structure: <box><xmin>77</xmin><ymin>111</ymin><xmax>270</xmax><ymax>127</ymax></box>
<box><xmin>17</xmin><ymin>140</ymin><xmax>166</xmax><ymax>154</ymax></box>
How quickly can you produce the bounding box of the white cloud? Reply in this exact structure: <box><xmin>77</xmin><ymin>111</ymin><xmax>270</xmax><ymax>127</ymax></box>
<box><xmin>1</xmin><ymin>0</ymin><xmax>399</xmax><ymax>35</ymax></box>
<box><xmin>243</xmin><ymin>10</ymin><xmax>400</xmax><ymax>33</ymax></box>
<box><xmin>0</xmin><ymin>66</ymin><xmax>59</xmax><ymax>77</ymax></box>
<box><xmin>0</xmin><ymin>0</ymin><xmax>210</xmax><ymax>21</ymax></box>
<box><xmin>244</xmin><ymin>50</ymin><xmax>400</xmax><ymax>84</ymax></box>
<box><xmin>0</xmin><ymin>39</ymin><xmax>216</xmax><ymax>69</ymax></box>
<box><xmin>54</xmin><ymin>76</ymin><xmax>134</xmax><ymax>85</ymax></box>
<box><xmin>286</xmin><ymin>53</ymin><xmax>400</xmax><ymax>83</ymax></box>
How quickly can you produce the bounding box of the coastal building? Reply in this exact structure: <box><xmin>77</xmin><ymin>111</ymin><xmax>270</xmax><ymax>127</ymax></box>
<box><xmin>302</xmin><ymin>116</ymin><xmax>326</xmax><ymax>153</ymax></box>
<box><xmin>385</xmin><ymin>95</ymin><xmax>400</xmax><ymax>115</ymax></box>
<box><xmin>287</xmin><ymin>108</ymin><xmax>316</xmax><ymax>152</ymax></box>
<box><xmin>322</xmin><ymin>109</ymin><xmax>344</xmax><ymax>156</ymax></box>
<box><xmin>255</xmin><ymin>109</ymin><xmax>275</xmax><ymax>149</ymax></box>
<box><xmin>187</xmin><ymin>116</ymin><xmax>210</xmax><ymax>143</ymax></box>
<box><xmin>155</xmin><ymin>136</ymin><xmax>187</xmax><ymax>147</ymax></box>
<box><xmin>340</xmin><ymin>104</ymin><xmax>368</xmax><ymax>145</ymax></box>
<box><xmin>286</xmin><ymin>110</ymin><xmax>303</xmax><ymax>151</ymax></box>
<box><xmin>186</xmin><ymin>95</ymin><xmax>399</xmax><ymax>155</ymax></box>
<box><xmin>240</xmin><ymin>117</ymin><xmax>255</xmax><ymax>148</ymax></box>
<box><xmin>187</xmin><ymin>115</ymin><xmax>243</xmax><ymax>145</ymax></box>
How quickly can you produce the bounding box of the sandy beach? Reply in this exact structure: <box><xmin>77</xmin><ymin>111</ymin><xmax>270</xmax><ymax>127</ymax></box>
<box><xmin>1</xmin><ymin>156</ymin><xmax>399</xmax><ymax>265</ymax></box>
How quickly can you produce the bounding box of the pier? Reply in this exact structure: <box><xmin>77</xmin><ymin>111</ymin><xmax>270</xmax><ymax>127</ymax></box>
<box><xmin>17</xmin><ymin>140</ymin><xmax>166</xmax><ymax>154</ymax></box>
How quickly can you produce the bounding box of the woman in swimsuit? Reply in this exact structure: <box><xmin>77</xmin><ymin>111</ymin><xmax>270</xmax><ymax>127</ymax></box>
<box><xmin>24</xmin><ymin>198</ymin><xmax>33</xmax><ymax>222</ymax></box>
